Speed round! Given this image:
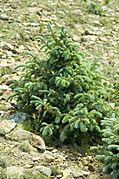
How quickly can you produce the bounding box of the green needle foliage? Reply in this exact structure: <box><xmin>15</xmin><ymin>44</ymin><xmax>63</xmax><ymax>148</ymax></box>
<box><xmin>92</xmin><ymin>109</ymin><xmax>119</xmax><ymax>179</ymax></box>
<box><xmin>91</xmin><ymin>76</ymin><xmax>119</xmax><ymax>179</ymax></box>
<box><xmin>10</xmin><ymin>26</ymin><xmax>111</xmax><ymax>144</ymax></box>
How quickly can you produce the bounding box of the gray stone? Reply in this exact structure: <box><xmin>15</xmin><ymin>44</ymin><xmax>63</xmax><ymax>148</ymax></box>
<box><xmin>34</xmin><ymin>165</ymin><xmax>51</xmax><ymax>177</ymax></box>
<box><xmin>9</xmin><ymin>112</ymin><xmax>29</xmax><ymax>123</ymax></box>
<box><xmin>0</xmin><ymin>14</ymin><xmax>9</xmax><ymax>20</ymax></box>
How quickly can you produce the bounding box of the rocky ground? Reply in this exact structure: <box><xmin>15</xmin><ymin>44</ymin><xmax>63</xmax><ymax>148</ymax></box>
<box><xmin>0</xmin><ymin>119</ymin><xmax>102</xmax><ymax>179</ymax></box>
<box><xmin>0</xmin><ymin>0</ymin><xmax>119</xmax><ymax>178</ymax></box>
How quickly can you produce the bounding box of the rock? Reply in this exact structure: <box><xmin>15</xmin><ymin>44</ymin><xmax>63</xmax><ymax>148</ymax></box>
<box><xmin>78</xmin><ymin>161</ymin><xmax>84</xmax><ymax>169</ymax></box>
<box><xmin>52</xmin><ymin>149</ymin><xmax>58</xmax><ymax>153</ymax></box>
<box><xmin>82</xmin><ymin>29</ymin><xmax>97</xmax><ymax>36</ymax></box>
<box><xmin>34</xmin><ymin>165</ymin><xmax>51</xmax><ymax>177</ymax></box>
<box><xmin>61</xmin><ymin>169</ymin><xmax>73</xmax><ymax>179</ymax></box>
<box><xmin>32</xmin><ymin>156</ymin><xmax>42</xmax><ymax>162</ymax></box>
<box><xmin>27</xmin><ymin>22</ymin><xmax>39</xmax><ymax>27</ymax></box>
<box><xmin>6</xmin><ymin>166</ymin><xmax>24</xmax><ymax>178</ymax></box>
<box><xmin>0</xmin><ymin>120</ymin><xmax>17</xmax><ymax>135</ymax></box>
<box><xmin>71</xmin><ymin>169</ymin><xmax>90</xmax><ymax>178</ymax></box>
<box><xmin>0</xmin><ymin>14</ymin><xmax>9</xmax><ymax>20</ymax></box>
<box><xmin>82</xmin><ymin>158</ymin><xmax>88</xmax><ymax>166</ymax></box>
<box><xmin>5</xmin><ymin>127</ymin><xmax>32</xmax><ymax>141</ymax></box>
<box><xmin>0</xmin><ymin>111</ymin><xmax>5</xmax><ymax>117</ymax></box>
<box><xmin>2</xmin><ymin>43</ymin><xmax>14</xmax><ymax>51</ymax></box>
<box><xmin>9</xmin><ymin>112</ymin><xmax>29</xmax><ymax>123</ymax></box>
<box><xmin>24</xmin><ymin>164</ymin><xmax>34</xmax><ymax>169</ymax></box>
<box><xmin>93</xmin><ymin>20</ymin><xmax>100</xmax><ymax>25</ymax></box>
<box><xmin>0</xmin><ymin>84</ymin><xmax>10</xmax><ymax>91</ymax></box>
<box><xmin>42</xmin><ymin>151</ymin><xmax>55</xmax><ymax>162</ymax></box>
<box><xmin>5</xmin><ymin>126</ymin><xmax>46</xmax><ymax>151</ymax></box>
<box><xmin>81</xmin><ymin>35</ymin><xmax>97</xmax><ymax>43</ymax></box>
<box><xmin>31</xmin><ymin>133</ymin><xmax>46</xmax><ymax>151</ymax></box>
<box><xmin>16</xmin><ymin>45</ymin><xmax>25</xmax><ymax>53</ymax></box>
<box><xmin>46</xmin><ymin>146</ymin><xmax>54</xmax><ymax>151</ymax></box>
<box><xmin>99</xmin><ymin>37</ymin><xmax>107</xmax><ymax>42</ymax></box>
<box><xmin>72</xmin><ymin>35</ymin><xmax>80</xmax><ymax>42</ymax></box>
<box><xmin>55</xmin><ymin>155</ymin><xmax>65</xmax><ymax>162</ymax></box>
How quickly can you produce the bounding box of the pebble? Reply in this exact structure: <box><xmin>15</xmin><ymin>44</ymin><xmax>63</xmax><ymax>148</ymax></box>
<box><xmin>0</xmin><ymin>14</ymin><xmax>9</xmax><ymax>20</ymax></box>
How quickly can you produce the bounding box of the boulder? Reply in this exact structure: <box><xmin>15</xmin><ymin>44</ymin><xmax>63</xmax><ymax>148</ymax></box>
<box><xmin>5</xmin><ymin>126</ymin><xmax>46</xmax><ymax>151</ymax></box>
<box><xmin>31</xmin><ymin>134</ymin><xmax>46</xmax><ymax>151</ymax></box>
<box><xmin>5</xmin><ymin>127</ymin><xmax>32</xmax><ymax>141</ymax></box>
<box><xmin>0</xmin><ymin>120</ymin><xmax>17</xmax><ymax>135</ymax></box>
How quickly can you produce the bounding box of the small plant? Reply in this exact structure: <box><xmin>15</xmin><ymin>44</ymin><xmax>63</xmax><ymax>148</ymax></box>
<box><xmin>51</xmin><ymin>165</ymin><xmax>61</xmax><ymax>176</ymax></box>
<box><xmin>18</xmin><ymin>140</ymin><xmax>32</xmax><ymax>153</ymax></box>
<box><xmin>91</xmin><ymin>110</ymin><xmax>119</xmax><ymax>179</ymax></box>
<box><xmin>87</xmin><ymin>2</ymin><xmax>103</xmax><ymax>16</ymax></box>
<box><xmin>91</xmin><ymin>76</ymin><xmax>119</xmax><ymax>179</ymax></box>
<box><xmin>10</xmin><ymin>26</ymin><xmax>111</xmax><ymax>144</ymax></box>
<box><xmin>112</xmin><ymin>75</ymin><xmax>119</xmax><ymax>105</ymax></box>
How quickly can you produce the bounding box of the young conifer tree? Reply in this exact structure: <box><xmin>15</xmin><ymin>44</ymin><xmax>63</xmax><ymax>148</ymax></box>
<box><xmin>10</xmin><ymin>26</ymin><xmax>111</xmax><ymax>144</ymax></box>
<box><xmin>91</xmin><ymin>75</ymin><xmax>119</xmax><ymax>179</ymax></box>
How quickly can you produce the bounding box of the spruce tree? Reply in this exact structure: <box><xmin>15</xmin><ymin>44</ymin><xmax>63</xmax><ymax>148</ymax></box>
<box><xmin>10</xmin><ymin>26</ymin><xmax>111</xmax><ymax>144</ymax></box>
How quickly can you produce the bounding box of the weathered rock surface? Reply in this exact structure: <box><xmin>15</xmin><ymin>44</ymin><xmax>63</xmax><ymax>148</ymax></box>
<box><xmin>0</xmin><ymin>119</ymin><xmax>103</xmax><ymax>178</ymax></box>
<box><xmin>31</xmin><ymin>133</ymin><xmax>46</xmax><ymax>151</ymax></box>
<box><xmin>0</xmin><ymin>120</ymin><xmax>17</xmax><ymax>135</ymax></box>
<box><xmin>9</xmin><ymin>112</ymin><xmax>29</xmax><ymax>123</ymax></box>
<box><xmin>34</xmin><ymin>165</ymin><xmax>51</xmax><ymax>177</ymax></box>
<box><xmin>3</xmin><ymin>121</ymin><xmax>46</xmax><ymax>151</ymax></box>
